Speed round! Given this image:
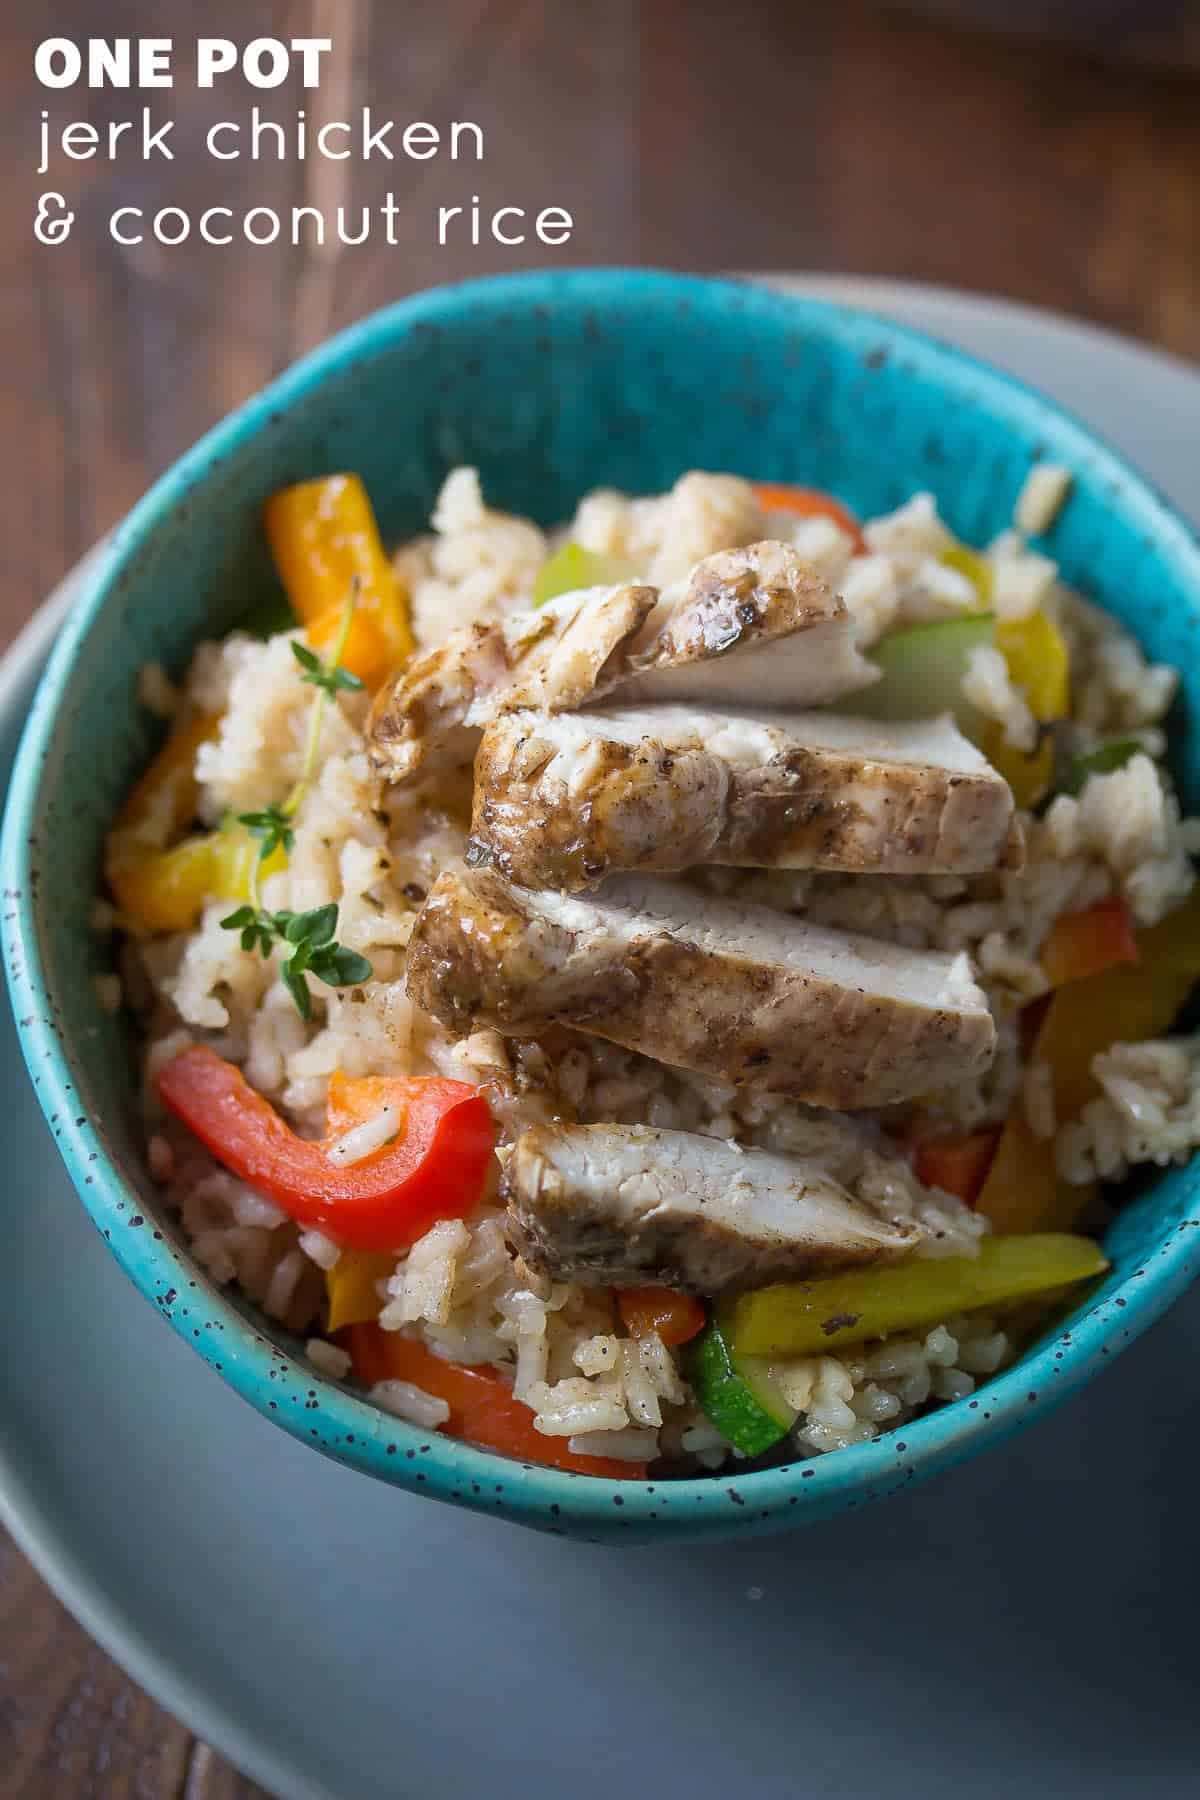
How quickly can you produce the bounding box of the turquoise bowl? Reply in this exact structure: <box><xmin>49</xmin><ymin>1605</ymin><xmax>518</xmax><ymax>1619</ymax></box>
<box><xmin>4</xmin><ymin>271</ymin><xmax>1199</xmax><ymax>1544</ymax></box>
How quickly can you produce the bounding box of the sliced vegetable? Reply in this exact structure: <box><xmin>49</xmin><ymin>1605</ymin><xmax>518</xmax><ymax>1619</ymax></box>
<box><xmin>263</xmin><ymin>473</ymin><xmax>413</xmax><ymax>686</ymax></box>
<box><xmin>1058</xmin><ymin>737</ymin><xmax>1141</xmax><ymax>798</ymax></box>
<box><xmin>689</xmin><ymin>1317</ymin><xmax>795</xmax><ymax>1457</ymax></box>
<box><xmin>848</xmin><ymin>613</ymin><xmax>995</xmax><ymax>729</ymax></box>
<box><xmin>156</xmin><ymin>1047</ymin><xmax>496</xmax><ymax>1253</ymax></box>
<box><xmin>983</xmin><ymin>610</ymin><xmax>1071</xmax><ymax>807</ymax></box>
<box><xmin>325</xmin><ymin>1250</ymin><xmax>395</xmax><ymax>1333</ymax></box>
<box><xmin>940</xmin><ymin>544</ymin><xmax>993</xmax><ymax>603</ymax></box>
<box><xmin>912</xmin><ymin>1127</ymin><xmax>1000</xmax><ymax>1205</ymax></box>
<box><xmin>321</xmin><ymin>1075</ymin><xmax>412</xmax><ymax>1330</ymax></box>
<box><xmin>1040</xmin><ymin>897</ymin><xmax>1138</xmax><ymax>988</ymax></box>
<box><xmin>106</xmin><ymin>715</ymin><xmax>288</xmax><ymax>932</ymax></box>
<box><xmin>531</xmin><ymin>541</ymin><xmax>636</xmax><ymax>608</ymax></box>
<box><xmin>108</xmin><ymin>824</ymin><xmax>285</xmax><ymax>934</ymax></box>
<box><xmin>978</xmin><ymin>885</ymin><xmax>1200</xmax><ymax>1234</ymax></box>
<box><xmin>306</xmin><ymin>601</ymin><xmax>394</xmax><ymax>689</ymax></box>
<box><xmin>725</xmin><ymin>1234</ymin><xmax>1109</xmax><ymax>1358</ymax></box>
<box><xmin>996</xmin><ymin>611</ymin><xmax>1070</xmax><ymax>722</ymax></box>
<box><xmin>342</xmin><ymin>1323</ymin><xmax>645</xmax><ymax>1478</ymax></box>
<box><xmin>971</xmin><ymin>1097</ymin><xmax>1084</xmax><ymax>1239</ymax></box>
<box><xmin>617</xmin><ymin>1286</ymin><xmax>707</xmax><ymax>1348</ymax></box>
<box><xmin>752</xmin><ymin>482</ymin><xmax>867</xmax><ymax>553</ymax></box>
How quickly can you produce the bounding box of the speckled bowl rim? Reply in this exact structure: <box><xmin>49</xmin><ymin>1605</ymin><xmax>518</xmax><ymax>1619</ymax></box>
<box><xmin>4</xmin><ymin>268</ymin><xmax>1200</xmax><ymax>1543</ymax></box>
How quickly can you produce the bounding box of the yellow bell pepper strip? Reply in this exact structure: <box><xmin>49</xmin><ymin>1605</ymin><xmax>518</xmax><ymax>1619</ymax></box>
<box><xmin>108</xmin><ymin>834</ymin><xmax>215</xmax><ymax>933</ymax></box>
<box><xmin>983</xmin><ymin>610</ymin><xmax>1071</xmax><ymax>808</ymax></box>
<box><xmin>940</xmin><ymin>544</ymin><xmax>993</xmax><ymax>604</ymax></box>
<box><xmin>689</xmin><ymin>1317</ymin><xmax>795</xmax><ymax>1457</ymax></box>
<box><xmin>978</xmin><ymin>885</ymin><xmax>1200</xmax><ymax>1234</ymax></box>
<box><xmin>997</xmin><ymin>611</ymin><xmax>1070</xmax><ymax>721</ymax></box>
<box><xmin>723</xmin><ymin>1234</ymin><xmax>1109</xmax><ymax>1360</ymax></box>
<box><xmin>1041</xmin><ymin>897</ymin><xmax>1138</xmax><ymax>988</ymax></box>
<box><xmin>752</xmin><ymin>482</ymin><xmax>867</xmax><ymax>553</ymax></box>
<box><xmin>617</xmin><ymin>1286</ymin><xmax>707</xmax><ymax>1348</ymax></box>
<box><xmin>263</xmin><ymin>474</ymin><xmax>413</xmax><ymax>687</ymax></box>
<box><xmin>912</xmin><ymin>1127</ymin><xmax>1001</xmax><ymax>1206</ymax></box>
<box><xmin>850</xmin><ymin>613</ymin><xmax>995</xmax><ymax>732</ymax></box>
<box><xmin>342</xmin><ymin>1323</ymin><xmax>647</xmax><ymax>1479</ymax></box>
<box><xmin>532</xmin><ymin>541</ymin><xmax>637</xmax><ymax>608</ymax></box>
<box><xmin>108</xmin><ymin>825</ymin><xmax>284</xmax><ymax>934</ymax></box>
<box><xmin>157</xmin><ymin>1048</ymin><xmax>497</xmax><ymax>1254</ymax></box>
<box><xmin>106</xmin><ymin>713</ymin><xmax>285</xmax><ymax>932</ymax></box>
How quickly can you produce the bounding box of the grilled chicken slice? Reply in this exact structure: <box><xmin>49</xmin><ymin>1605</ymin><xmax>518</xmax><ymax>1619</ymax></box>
<box><xmin>612</xmin><ymin>540</ymin><xmax>878</xmax><ymax>709</ymax></box>
<box><xmin>369</xmin><ymin>542</ymin><xmax>876</xmax><ymax>785</ymax></box>
<box><xmin>406</xmin><ymin>868</ymin><xmax>995</xmax><ymax>1109</ymax></box>
<box><xmin>368</xmin><ymin>581</ymin><xmax>658</xmax><ymax>783</ymax></box>
<box><xmin>502</xmin><ymin>1123</ymin><xmax>923</xmax><ymax>1295</ymax></box>
<box><xmin>471</xmin><ymin>705</ymin><xmax>1022</xmax><ymax>888</ymax></box>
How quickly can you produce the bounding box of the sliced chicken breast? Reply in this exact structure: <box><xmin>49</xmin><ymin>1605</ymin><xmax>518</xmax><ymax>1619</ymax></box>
<box><xmin>612</xmin><ymin>540</ymin><xmax>878</xmax><ymax>709</ymax></box>
<box><xmin>471</xmin><ymin>705</ymin><xmax>1022</xmax><ymax>888</ymax></box>
<box><xmin>406</xmin><ymin>868</ymin><xmax>995</xmax><ymax>1109</ymax></box>
<box><xmin>502</xmin><ymin>1123</ymin><xmax>923</xmax><ymax>1294</ymax></box>
<box><xmin>369</xmin><ymin>542</ymin><xmax>876</xmax><ymax>785</ymax></box>
<box><xmin>368</xmin><ymin>582</ymin><xmax>658</xmax><ymax>783</ymax></box>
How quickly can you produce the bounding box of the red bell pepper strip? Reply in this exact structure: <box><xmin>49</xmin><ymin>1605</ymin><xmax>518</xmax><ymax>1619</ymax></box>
<box><xmin>156</xmin><ymin>1046</ymin><xmax>496</xmax><ymax>1253</ymax></box>
<box><xmin>912</xmin><ymin>1128</ymin><xmax>1001</xmax><ymax>1206</ymax></box>
<box><xmin>617</xmin><ymin>1287</ymin><xmax>707</xmax><ymax>1347</ymax></box>
<box><xmin>1040</xmin><ymin>896</ymin><xmax>1139</xmax><ymax>989</ymax></box>
<box><xmin>752</xmin><ymin>482</ymin><xmax>867</xmax><ymax>553</ymax></box>
<box><xmin>342</xmin><ymin>1324</ymin><xmax>647</xmax><ymax>1479</ymax></box>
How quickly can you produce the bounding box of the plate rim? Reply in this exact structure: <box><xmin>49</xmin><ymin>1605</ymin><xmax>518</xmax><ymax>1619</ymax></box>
<box><xmin>2</xmin><ymin>275</ymin><xmax>1198</xmax><ymax>1798</ymax></box>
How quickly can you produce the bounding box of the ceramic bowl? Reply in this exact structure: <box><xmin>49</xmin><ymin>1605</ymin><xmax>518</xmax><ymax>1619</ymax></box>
<box><xmin>4</xmin><ymin>270</ymin><xmax>1199</xmax><ymax>1544</ymax></box>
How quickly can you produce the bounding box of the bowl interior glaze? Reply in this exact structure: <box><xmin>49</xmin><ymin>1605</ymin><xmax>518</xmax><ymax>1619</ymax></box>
<box><xmin>4</xmin><ymin>269</ymin><xmax>1199</xmax><ymax>1543</ymax></box>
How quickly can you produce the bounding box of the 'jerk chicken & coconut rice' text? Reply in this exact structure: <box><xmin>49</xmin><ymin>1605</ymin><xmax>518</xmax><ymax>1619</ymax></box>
<box><xmin>101</xmin><ymin>464</ymin><xmax>1200</xmax><ymax>1479</ymax></box>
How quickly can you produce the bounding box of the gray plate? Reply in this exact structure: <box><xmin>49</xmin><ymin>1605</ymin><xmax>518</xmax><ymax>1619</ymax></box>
<box><xmin>2</xmin><ymin>280</ymin><xmax>1198</xmax><ymax>1800</ymax></box>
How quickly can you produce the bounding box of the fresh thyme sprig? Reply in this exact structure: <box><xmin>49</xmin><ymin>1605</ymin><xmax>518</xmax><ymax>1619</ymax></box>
<box><xmin>220</xmin><ymin>580</ymin><xmax>372</xmax><ymax>1018</ymax></box>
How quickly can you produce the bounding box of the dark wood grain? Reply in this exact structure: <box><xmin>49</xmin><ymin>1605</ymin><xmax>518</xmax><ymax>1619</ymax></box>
<box><xmin>2</xmin><ymin>2</ymin><xmax>1198</xmax><ymax>1794</ymax></box>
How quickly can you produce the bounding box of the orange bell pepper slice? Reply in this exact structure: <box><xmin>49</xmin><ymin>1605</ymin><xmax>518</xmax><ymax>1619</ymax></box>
<box><xmin>978</xmin><ymin>885</ymin><xmax>1200</xmax><ymax>1234</ymax></box>
<box><xmin>1041</xmin><ymin>897</ymin><xmax>1139</xmax><ymax>989</ymax></box>
<box><xmin>617</xmin><ymin>1287</ymin><xmax>707</xmax><ymax>1347</ymax></box>
<box><xmin>263</xmin><ymin>474</ymin><xmax>413</xmax><ymax>688</ymax></box>
<box><xmin>752</xmin><ymin>482</ymin><xmax>867</xmax><ymax>553</ymax></box>
<box><xmin>342</xmin><ymin>1323</ymin><xmax>647</xmax><ymax>1479</ymax></box>
<box><xmin>912</xmin><ymin>1128</ymin><xmax>1001</xmax><ymax>1206</ymax></box>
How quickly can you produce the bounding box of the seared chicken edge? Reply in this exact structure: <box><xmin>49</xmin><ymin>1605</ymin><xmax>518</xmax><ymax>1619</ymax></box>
<box><xmin>501</xmin><ymin>1123</ymin><xmax>924</xmax><ymax>1295</ymax></box>
<box><xmin>369</xmin><ymin>542</ymin><xmax>875</xmax><ymax>787</ymax></box>
<box><xmin>406</xmin><ymin>867</ymin><xmax>996</xmax><ymax>1110</ymax></box>
<box><xmin>471</xmin><ymin>704</ymin><xmax>1023</xmax><ymax>888</ymax></box>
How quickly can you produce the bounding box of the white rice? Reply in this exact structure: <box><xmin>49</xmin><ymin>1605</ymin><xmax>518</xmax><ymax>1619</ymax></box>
<box><xmin>326</xmin><ymin>1105</ymin><xmax>401</xmax><ymax>1166</ymax></box>
<box><xmin>306</xmin><ymin>1337</ymin><xmax>352</xmax><ymax>1381</ymax></box>
<box><xmin>370</xmin><ymin>1378</ymin><xmax>452</xmax><ymax>1429</ymax></box>
<box><xmin>963</xmin><ymin>645</ymin><xmax>1038</xmax><ymax>750</ymax></box>
<box><xmin>117</xmin><ymin>466</ymin><xmax>1198</xmax><ymax>1473</ymax></box>
<box><xmin>1014</xmin><ymin>463</ymin><xmax>1072</xmax><ymax>536</ymax></box>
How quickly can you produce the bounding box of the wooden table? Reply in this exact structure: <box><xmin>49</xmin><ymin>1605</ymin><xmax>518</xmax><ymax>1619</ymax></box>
<box><xmin>3</xmin><ymin>2</ymin><xmax>1198</xmax><ymax>1792</ymax></box>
